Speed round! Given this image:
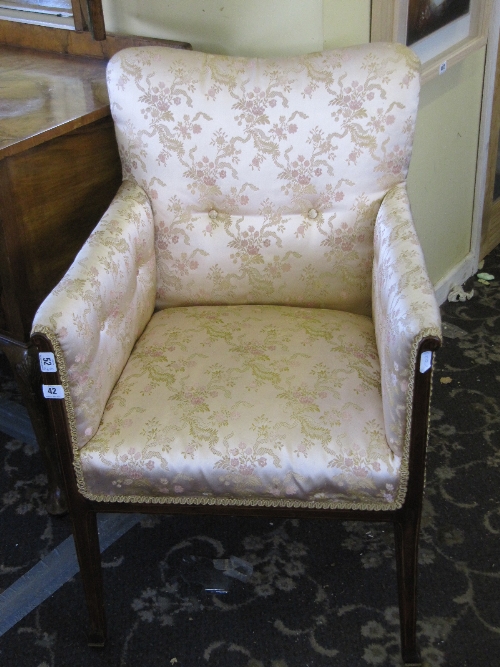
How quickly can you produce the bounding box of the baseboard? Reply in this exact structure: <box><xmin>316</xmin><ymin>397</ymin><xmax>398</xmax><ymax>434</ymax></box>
<box><xmin>433</xmin><ymin>252</ymin><xmax>478</xmax><ymax>305</ymax></box>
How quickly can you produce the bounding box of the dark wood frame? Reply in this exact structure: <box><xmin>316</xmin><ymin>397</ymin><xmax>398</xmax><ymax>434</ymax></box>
<box><xmin>0</xmin><ymin>0</ymin><xmax>105</xmax><ymax>39</ymax></box>
<box><xmin>31</xmin><ymin>329</ymin><xmax>440</xmax><ymax>667</ymax></box>
<box><xmin>406</xmin><ymin>0</ymin><xmax>471</xmax><ymax>46</ymax></box>
<box><xmin>85</xmin><ymin>0</ymin><xmax>105</xmax><ymax>40</ymax></box>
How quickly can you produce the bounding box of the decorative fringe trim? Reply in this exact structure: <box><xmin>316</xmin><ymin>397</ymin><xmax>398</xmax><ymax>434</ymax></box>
<box><xmin>31</xmin><ymin>325</ymin><xmax>86</xmax><ymax>493</ymax></box>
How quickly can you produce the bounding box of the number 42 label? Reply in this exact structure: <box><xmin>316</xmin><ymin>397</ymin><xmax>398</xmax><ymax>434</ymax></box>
<box><xmin>43</xmin><ymin>385</ymin><xmax>65</xmax><ymax>399</ymax></box>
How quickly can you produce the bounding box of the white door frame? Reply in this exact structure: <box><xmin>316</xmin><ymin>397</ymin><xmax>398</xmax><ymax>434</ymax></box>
<box><xmin>434</xmin><ymin>0</ymin><xmax>500</xmax><ymax>303</ymax></box>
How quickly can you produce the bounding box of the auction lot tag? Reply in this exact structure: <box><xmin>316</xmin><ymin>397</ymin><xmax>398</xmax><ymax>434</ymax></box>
<box><xmin>419</xmin><ymin>351</ymin><xmax>432</xmax><ymax>374</ymax></box>
<box><xmin>43</xmin><ymin>385</ymin><xmax>65</xmax><ymax>399</ymax></box>
<box><xmin>39</xmin><ymin>352</ymin><xmax>57</xmax><ymax>373</ymax></box>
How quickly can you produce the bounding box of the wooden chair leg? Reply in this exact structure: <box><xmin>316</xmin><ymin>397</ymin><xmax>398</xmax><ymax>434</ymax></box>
<box><xmin>71</xmin><ymin>508</ymin><xmax>106</xmax><ymax>646</ymax></box>
<box><xmin>394</xmin><ymin>516</ymin><xmax>422</xmax><ymax>667</ymax></box>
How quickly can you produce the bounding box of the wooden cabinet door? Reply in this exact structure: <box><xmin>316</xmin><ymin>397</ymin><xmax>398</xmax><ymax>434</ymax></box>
<box><xmin>0</xmin><ymin>115</ymin><xmax>122</xmax><ymax>341</ymax></box>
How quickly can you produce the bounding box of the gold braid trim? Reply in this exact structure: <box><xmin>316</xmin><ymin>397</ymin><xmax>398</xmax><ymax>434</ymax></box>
<box><xmin>73</xmin><ymin>494</ymin><xmax>404</xmax><ymax>510</ymax></box>
<box><xmin>31</xmin><ymin>324</ymin><xmax>87</xmax><ymax>495</ymax></box>
<box><xmin>32</xmin><ymin>324</ymin><xmax>440</xmax><ymax>513</ymax></box>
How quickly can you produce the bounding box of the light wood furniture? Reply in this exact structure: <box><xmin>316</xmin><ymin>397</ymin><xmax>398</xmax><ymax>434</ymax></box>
<box><xmin>0</xmin><ymin>19</ymin><xmax>191</xmax><ymax>58</ymax></box>
<box><xmin>0</xmin><ymin>44</ymin><xmax>123</xmax><ymax>513</ymax></box>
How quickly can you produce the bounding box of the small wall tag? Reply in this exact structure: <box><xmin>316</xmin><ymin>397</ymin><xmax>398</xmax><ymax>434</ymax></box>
<box><xmin>39</xmin><ymin>352</ymin><xmax>57</xmax><ymax>373</ymax></box>
<box><xmin>43</xmin><ymin>385</ymin><xmax>65</xmax><ymax>399</ymax></box>
<box><xmin>419</xmin><ymin>351</ymin><xmax>433</xmax><ymax>373</ymax></box>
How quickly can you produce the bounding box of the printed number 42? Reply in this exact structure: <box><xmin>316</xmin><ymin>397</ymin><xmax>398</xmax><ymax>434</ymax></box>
<box><xmin>43</xmin><ymin>385</ymin><xmax>64</xmax><ymax>399</ymax></box>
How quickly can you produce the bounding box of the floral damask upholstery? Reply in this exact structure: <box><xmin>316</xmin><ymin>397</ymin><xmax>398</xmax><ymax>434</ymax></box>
<box><xmin>109</xmin><ymin>43</ymin><xmax>420</xmax><ymax>317</ymax></box>
<box><xmin>32</xmin><ymin>43</ymin><xmax>441</xmax><ymax>512</ymax></box>
<box><xmin>79</xmin><ymin>305</ymin><xmax>400</xmax><ymax>508</ymax></box>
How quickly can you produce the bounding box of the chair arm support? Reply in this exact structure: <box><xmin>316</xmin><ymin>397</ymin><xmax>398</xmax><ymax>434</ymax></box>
<box><xmin>372</xmin><ymin>183</ymin><xmax>442</xmax><ymax>458</ymax></box>
<box><xmin>32</xmin><ymin>180</ymin><xmax>156</xmax><ymax>450</ymax></box>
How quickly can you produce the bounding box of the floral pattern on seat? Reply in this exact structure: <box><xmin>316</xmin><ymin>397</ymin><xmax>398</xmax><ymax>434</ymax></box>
<box><xmin>78</xmin><ymin>305</ymin><xmax>401</xmax><ymax>508</ymax></box>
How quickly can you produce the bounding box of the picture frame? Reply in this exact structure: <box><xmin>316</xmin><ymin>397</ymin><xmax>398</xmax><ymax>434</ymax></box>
<box><xmin>371</xmin><ymin>0</ymin><xmax>491</xmax><ymax>82</ymax></box>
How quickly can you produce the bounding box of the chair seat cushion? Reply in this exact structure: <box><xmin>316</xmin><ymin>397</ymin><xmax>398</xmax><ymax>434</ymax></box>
<box><xmin>78</xmin><ymin>305</ymin><xmax>402</xmax><ymax>509</ymax></box>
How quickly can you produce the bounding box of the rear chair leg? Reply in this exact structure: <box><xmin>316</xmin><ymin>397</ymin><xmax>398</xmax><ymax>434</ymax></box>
<box><xmin>394</xmin><ymin>517</ymin><xmax>422</xmax><ymax>667</ymax></box>
<box><xmin>71</xmin><ymin>509</ymin><xmax>106</xmax><ymax>646</ymax></box>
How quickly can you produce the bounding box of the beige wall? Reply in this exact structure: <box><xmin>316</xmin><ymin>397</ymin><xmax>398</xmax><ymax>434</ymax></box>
<box><xmin>102</xmin><ymin>0</ymin><xmax>324</xmax><ymax>57</ymax></box>
<box><xmin>323</xmin><ymin>0</ymin><xmax>371</xmax><ymax>49</ymax></box>
<box><xmin>101</xmin><ymin>0</ymin><xmax>486</xmax><ymax>290</ymax></box>
<box><xmin>408</xmin><ymin>47</ymin><xmax>486</xmax><ymax>286</ymax></box>
<box><xmin>102</xmin><ymin>0</ymin><xmax>370</xmax><ymax>56</ymax></box>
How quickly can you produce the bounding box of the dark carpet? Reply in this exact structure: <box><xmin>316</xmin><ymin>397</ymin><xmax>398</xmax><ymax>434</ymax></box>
<box><xmin>1</xmin><ymin>248</ymin><xmax>499</xmax><ymax>667</ymax></box>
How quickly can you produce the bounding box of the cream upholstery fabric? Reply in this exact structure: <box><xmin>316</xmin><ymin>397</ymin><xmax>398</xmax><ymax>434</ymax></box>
<box><xmin>373</xmin><ymin>183</ymin><xmax>441</xmax><ymax>457</ymax></box>
<box><xmin>107</xmin><ymin>43</ymin><xmax>420</xmax><ymax>317</ymax></box>
<box><xmin>78</xmin><ymin>305</ymin><xmax>401</xmax><ymax>508</ymax></box>
<box><xmin>33</xmin><ymin>180</ymin><xmax>156</xmax><ymax>449</ymax></box>
<box><xmin>32</xmin><ymin>43</ymin><xmax>441</xmax><ymax>511</ymax></box>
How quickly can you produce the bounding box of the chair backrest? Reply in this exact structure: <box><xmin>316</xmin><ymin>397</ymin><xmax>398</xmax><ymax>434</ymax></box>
<box><xmin>107</xmin><ymin>43</ymin><xmax>420</xmax><ymax>317</ymax></box>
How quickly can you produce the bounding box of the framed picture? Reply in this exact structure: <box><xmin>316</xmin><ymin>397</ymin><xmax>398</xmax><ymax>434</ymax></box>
<box><xmin>407</xmin><ymin>1</ymin><xmax>471</xmax><ymax>45</ymax></box>
<box><xmin>371</xmin><ymin>0</ymin><xmax>490</xmax><ymax>81</ymax></box>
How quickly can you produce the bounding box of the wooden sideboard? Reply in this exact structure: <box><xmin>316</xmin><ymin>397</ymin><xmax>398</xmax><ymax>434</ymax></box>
<box><xmin>0</xmin><ymin>45</ymin><xmax>123</xmax><ymax>514</ymax></box>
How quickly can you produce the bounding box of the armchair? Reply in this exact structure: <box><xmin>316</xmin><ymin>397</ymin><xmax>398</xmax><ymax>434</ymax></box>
<box><xmin>31</xmin><ymin>42</ymin><xmax>441</xmax><ymax>666</ymax></box>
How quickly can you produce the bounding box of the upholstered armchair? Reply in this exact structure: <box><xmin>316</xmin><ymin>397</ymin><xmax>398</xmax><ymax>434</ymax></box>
<box><xmin>31</xmin><ymin>43</ymin><xmax>441</xmax><ymax>666</ymax></box>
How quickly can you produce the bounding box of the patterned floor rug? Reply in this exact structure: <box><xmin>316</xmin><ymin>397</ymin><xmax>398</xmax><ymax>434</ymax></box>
<box><xmin>0</xmin><ymin>247</ymin><xmax>499</xmax><ymax>667</ymax></box>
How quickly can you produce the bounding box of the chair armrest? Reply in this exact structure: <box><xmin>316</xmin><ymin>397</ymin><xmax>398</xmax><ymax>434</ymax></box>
<box><xmin>373</xmin><ymin>182</ymin><xmax>442</xmax><ymax>458</ymax></box>
<box><xmin>32</xmin><ymin>180</ymin><xmax>156</xmax><ymax>449</ymax></box>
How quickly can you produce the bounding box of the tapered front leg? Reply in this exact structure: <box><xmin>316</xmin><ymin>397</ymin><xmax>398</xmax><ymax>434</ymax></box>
<box><xmin>71</xmin><ymin>508</ymin><xmax>106</xmax><ymax>646</ymax></box>
<box><xmin>394</xmin><ymin>516</ymin><xmax>422</xmax><ymax>667</ymax></box>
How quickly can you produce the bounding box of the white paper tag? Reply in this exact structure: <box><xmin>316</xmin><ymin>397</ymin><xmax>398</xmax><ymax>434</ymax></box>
<box><xmin>43</xmin><ymin>384</ymin><xmax>65</xmax><ymax>399</ymax></box>
<box><xmin>39</xmin><ymin>352</ymin><xmax>57</xmax><ymax>373</ymax></box>
<box><xmin>419</xmin><ymin>351</ymin><xmax>433</xmax><ymax>374</ymax></box>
